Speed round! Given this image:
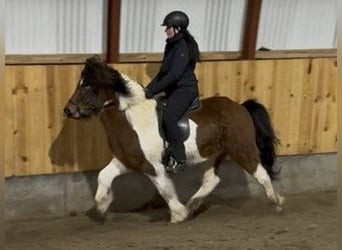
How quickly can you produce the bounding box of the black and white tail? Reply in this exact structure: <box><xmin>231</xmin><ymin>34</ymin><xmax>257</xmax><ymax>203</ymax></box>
<box><xmin>242</xmin><ymin>99</ymin><xmax>280</xmax><ymax>179</ymax></box>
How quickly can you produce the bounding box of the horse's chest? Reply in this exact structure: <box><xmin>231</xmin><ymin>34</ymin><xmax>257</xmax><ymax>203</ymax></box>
<box><xmin>124</xmin><ymin>108</ymin><xmax>163</xmax><ymax>161</ymax></box>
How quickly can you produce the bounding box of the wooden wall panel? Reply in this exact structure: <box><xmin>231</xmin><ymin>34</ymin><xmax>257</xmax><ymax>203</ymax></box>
<box><xmin>4</xmin><ymin>58</ymin><xmax>336</xmax><ymax>177</ymax></box>
<box><xmin>195</xmin><ymin>59</ymin><xmax>336</xmax><ymax>155</ymax></box>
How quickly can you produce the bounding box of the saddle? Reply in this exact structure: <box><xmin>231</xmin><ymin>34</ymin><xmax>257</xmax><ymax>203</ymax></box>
<box><xmin>156</xmin><ymin>96</ymin><xmax>201</xmax><ymax>142</ymax></box>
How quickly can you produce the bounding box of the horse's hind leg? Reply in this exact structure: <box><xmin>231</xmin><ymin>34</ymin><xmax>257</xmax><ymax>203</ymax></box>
<box><xmin>186</xmin><ymin>166</ymin><xmax>221</xmax><ymax>215</ymax></box>
<box><xmin>253</xmin><ymin>163</ymin><xmax>285</xmax><ymax>211</ymax></box>
<box><xmin>95</xmin><ymin>157</ymin><xmax>128</xmax><ymax>214</ymax></box>
<box><xmin>146</xmin><ymin>164</ymin><xmax>188</xmax><ymax>223</ymax></box>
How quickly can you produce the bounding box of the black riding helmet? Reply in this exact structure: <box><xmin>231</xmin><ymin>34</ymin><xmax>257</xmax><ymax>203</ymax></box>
<box><xmin>161</xmin><ymin>11</ymin><xmax>189</xmax><ymax>29</ymax></box>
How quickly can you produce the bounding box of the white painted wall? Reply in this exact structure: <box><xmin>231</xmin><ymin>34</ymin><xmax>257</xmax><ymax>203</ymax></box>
<box><xmin>257</xmin><ymin>0</ymin><xmax>336</xmax><ymax>50</ymax></box>
<box><xmin>120</xmin><ymin>0</ymin><xmax>247</xmax><ymax>53</ymax></box>
<box><xmin>5</xmin><ymin>0</ymin><xmax>336</xmax><ymax>55</ymax></box>
<box><xmin>5</xmin><ymin>0</ymin><xmax>107</xmax><ymax>54</ymax></box>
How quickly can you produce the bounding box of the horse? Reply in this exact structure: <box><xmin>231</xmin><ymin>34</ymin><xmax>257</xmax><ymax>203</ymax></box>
<box><xmin>63</xmin><ymin>56</ymin><xmax>284</xmax><ymax>223</ymax></box>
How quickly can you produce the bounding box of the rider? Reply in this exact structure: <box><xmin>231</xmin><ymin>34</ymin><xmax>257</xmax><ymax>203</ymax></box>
<box><xmin>144</xmin><ymin>10</ymin><xmax>200</xmax><ymax>173</ymax></box>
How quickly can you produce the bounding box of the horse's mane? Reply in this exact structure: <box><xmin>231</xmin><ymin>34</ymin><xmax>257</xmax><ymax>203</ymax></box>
<box><xmin>83</xmin><ymin>56</ymin><xmax>149</xmax><ymax>111</ymax></box>
<box><xmin>83</xmin><ymin>56</ymin><xmax>131</xmax><ymax>96</ymax></box>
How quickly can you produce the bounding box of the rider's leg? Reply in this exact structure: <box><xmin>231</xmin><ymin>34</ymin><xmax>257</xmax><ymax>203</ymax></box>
<box><xmin>163</xmin><ymin>110</ymin><xmax>185</xmax><ymax>161</ymax></box>
<box><xmin>163</xmin><ymin>90</ymin><xmax>197</xmax><ymax>172</ymax></box>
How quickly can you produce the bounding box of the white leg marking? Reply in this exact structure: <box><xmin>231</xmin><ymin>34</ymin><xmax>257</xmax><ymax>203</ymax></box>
<box><xmin>187</xmin><ymin>167</ymin><xmax>220</xmax><ymax>212</ymax></box>
<box><xmin>95</xmin><ymin>157</ymin><xmax>128</xmax><ymax>213</ymax></box>
<box><xmin>146</xmin><ymin>164</ymin><xmax>188</xmax><ymax>223</ymax></box>
<box><xmin>253</xmin><ymin>163</ymin><xmax>285</xmax><ymax>211</ymax></box>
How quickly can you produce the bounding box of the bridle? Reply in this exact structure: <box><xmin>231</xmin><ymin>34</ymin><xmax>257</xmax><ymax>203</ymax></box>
<box><xmin>66</xmin><ymin>82</ymin><xmax>118</xmax><ymax>117</ymax></box>
<box><xmin>103</xmin><ymin>99</ymin><xmax>116</xmax><ymax>108</ymax></box>
<box><xmin>67</xmin><ymin>98</ymin><xmax>115</xmax><ymax>115</ymax></box>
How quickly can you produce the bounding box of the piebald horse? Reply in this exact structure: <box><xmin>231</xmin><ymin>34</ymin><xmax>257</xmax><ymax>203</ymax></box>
<box><xmin>64</xmin><ymin>56</ymin><xmax>284</xmax><ymax>223</ymax></box>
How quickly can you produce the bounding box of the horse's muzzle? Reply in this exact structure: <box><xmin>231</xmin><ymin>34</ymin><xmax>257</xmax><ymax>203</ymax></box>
<box><xmin>63</xmin><ymin>99</ymin><xmax>82</xmax><ymax>119</ymax></box>
<box><xmin>63</xmin><ymin>107</ymin><xmax>72</xmax><ymax>117</ymax></box>
<box><xmin>63</xmin><ymin>105</ymin><xmax>81</xmax><ymax>119</ymax></box>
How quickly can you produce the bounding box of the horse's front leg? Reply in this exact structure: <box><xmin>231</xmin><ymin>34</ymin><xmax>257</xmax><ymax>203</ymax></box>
<box><xmin>95</xmin><ymin>157</ymin><xmax>128</xmax><ymax>215</ymax></box>
<box><xmin>146</xmin><ymin>163</ymin><xmax>189</xmax><ymax>223</ymax></box>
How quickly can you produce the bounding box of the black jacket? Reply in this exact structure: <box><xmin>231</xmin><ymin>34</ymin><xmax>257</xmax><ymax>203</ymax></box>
<box><xmin>146</xmin><ymin>33</ymin><xmax>198</xmax><ymax>97</ymax></box>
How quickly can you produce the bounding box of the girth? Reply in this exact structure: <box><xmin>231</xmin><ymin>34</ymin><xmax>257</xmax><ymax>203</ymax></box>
<box><xmin>156</xmin><ymin>96</ymin><xmax>201</xmax><ymax>142</ymax></box>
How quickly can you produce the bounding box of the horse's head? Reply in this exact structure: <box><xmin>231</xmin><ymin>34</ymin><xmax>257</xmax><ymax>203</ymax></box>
<box><xmin>63</xmin><ymin>56</ymin><xmax>130</xmax><ymax>119</ymax></box>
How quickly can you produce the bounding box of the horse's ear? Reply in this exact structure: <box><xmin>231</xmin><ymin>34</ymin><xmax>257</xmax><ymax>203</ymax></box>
<box><xmin>92</xmin><ymin>55</ymin><xmax>104</xmax><ymax>63</ymax></box>
<box><xmin>84</xmin><ymin>56</ymin><xmax>107</xmax><ymax>78</ymax></box>
<box><xmin>85</xmin><ymin>55</ymin><xmax>105</xmax><ymax>67</ymax></box>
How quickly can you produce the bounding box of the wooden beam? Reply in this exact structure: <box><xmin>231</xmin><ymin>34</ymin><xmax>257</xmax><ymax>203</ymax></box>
<box><xmin>5</xmin><ymin>54</ymin><xmax>106</xmax><ymax>65</ymax></box>
<box><xmin>106</xmin><ymin>0</ymin><xmax>121</xmax><ymax>63</ymax></box>
<box><xmin>4</xmin><ymin>49</ymin><xmax>336</xmax><ymax>65</ymax></box>
<box><xmin>241</xmin><ymin>0</ymin><xmax>262</xmax><ymax>60</ymax></box>
<box><xmin>118</xmin><ymin>51</ymin><xmax>242</xmax><ymax>63</ymax></box>
<box><xmin>255</xmin><ymin>49</ymin><xmax>337</xmax><ymax>60</ymax></box>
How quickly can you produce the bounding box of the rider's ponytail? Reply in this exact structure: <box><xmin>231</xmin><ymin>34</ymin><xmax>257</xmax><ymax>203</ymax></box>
<box><xmin>181</xmin><ymin>29</ymin><xmax>200</xmax><ymax>63</ymax></box>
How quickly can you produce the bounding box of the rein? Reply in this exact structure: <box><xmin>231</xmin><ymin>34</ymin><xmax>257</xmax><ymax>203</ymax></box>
<box><xmin>66</xmin><ymin>98</ymin><xmax>115</xmax><ymax>117</ymax></box>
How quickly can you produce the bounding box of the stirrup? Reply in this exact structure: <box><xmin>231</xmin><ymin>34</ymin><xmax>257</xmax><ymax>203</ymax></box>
<box><xmin>165</xmin><ymin>158</ymin><xmax>186</xmax><ymax>174</ymax></box>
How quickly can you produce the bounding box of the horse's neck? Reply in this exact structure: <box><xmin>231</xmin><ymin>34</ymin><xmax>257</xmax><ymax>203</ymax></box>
<box><xmin>99</xmin><ymin>109</ymin><xmax>131</xmax><ymax>144</ymax></box>
<box><xmin>99</xmin><ymin>74</ymin><xmax>158</xmax><ymax>139</ymax></box>
<box><xmin>100</xmin><ymin>97</ymin><xmax>158</xmax><ymax>137</ymax></box>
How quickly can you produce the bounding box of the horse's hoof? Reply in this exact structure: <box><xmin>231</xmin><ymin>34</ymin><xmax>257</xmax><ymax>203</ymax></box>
<box><xmin>186</xmin><ymin>198</ymin><xmax>202</xmax><ymax>212</ymax></box>
<box><xmin>85</xmin><ymin>206</ymin><xmax>106</xmax><ymax>224</ymax></box>
<box><xmin>186</xmin><ymin>201</ymin><xmax>210</xmax><ymax>219</ymax></box>
<box><xmin>278</xmin><ymin>195</ymin><xmax>285</xmax><ymax>206</ymax></box>
<box><xmin>275</xmin><ymin>195</ymin><xmax>285</xmax><ymax>213</ymax></box>
<box><xmin>170</xmin><ymin>217</ymin><xmax>186</xmax><ymax>224</ymax></box>
<box><xmin>170</xmin><ymin>208</ymin><xmax>189</xmax><ymax>224</ymax></box>
<box><xmin>275</xmin><ymin>205</ymin><xmax>283</xmax><ymax>213</ymax></box>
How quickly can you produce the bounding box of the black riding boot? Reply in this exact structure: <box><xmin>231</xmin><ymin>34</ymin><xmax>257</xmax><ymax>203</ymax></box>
<box><xmin>162</xmin><ymin>90</ymin><xmax>197</xmax><ymax>174</ymax></box>
<box><xmin>160</xmin><ymin>135</ymin><xmax>187</xmax><ymax>173</ymax></box>
<box><xmin>161</xmin><ymin>147</ymin><xmax>171</xmax><ymax>166</ymax></box>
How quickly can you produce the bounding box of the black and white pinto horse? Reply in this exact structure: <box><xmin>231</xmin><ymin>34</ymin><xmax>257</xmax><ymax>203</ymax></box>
<box><xmin>64</xmin><ymin>56</ymin><xmax>284</xmax><ymax>223</ymax></box>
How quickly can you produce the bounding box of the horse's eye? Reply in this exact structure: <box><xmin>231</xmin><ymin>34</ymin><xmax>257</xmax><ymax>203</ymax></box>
<box><xmin>80</xmin><ymin>78</ymin><xmax>91</xmax><ymax>87</ymax></box>
<box><xmin>83</xmin><ymin>84</ymin><xmax>93</xmax><ymax>90</ymax></box>
<box><xmin>79</xmin><ymin>78</ymin><xmax>86</xmax><ymax>86</ymax></box>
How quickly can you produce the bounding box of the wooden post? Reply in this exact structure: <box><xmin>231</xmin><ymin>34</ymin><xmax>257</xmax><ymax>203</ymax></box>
<box><xmin>241</xmin><ymin>0</ymin><xmax>262</xmax><ymax>60</ymax></box>
<box><xmin>106</xmin><ymin>0</ymin><xmax>121</xmax><ymax>63</ymax></box>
